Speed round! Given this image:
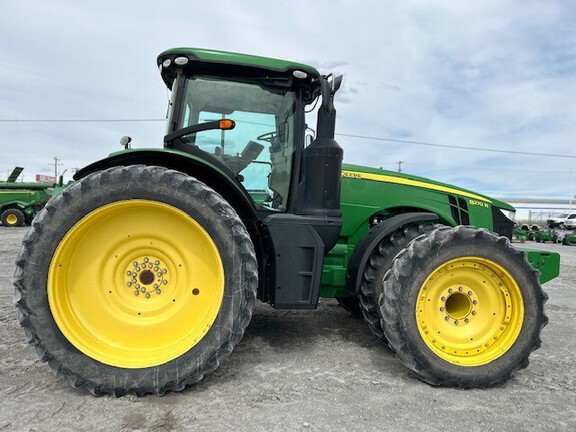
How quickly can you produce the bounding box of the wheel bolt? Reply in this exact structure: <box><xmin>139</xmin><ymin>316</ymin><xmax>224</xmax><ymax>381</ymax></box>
<box><xmin>134</xmin><ymin>291</ymin><xmax>139</xmax><ymax>296</ymax></box>
<box><xmin>473</xmin><ymin>300</ymin><xmax>478</xmax><ymax>305</ymax></box>
<box><xmin>156</xmin><ymin>289</ymin><xmax>161</xmax><ymax>294</ymax></box>
<box><xmin>464</xmin><ymin>318</ymin><xmax>469</xmax><ymax>323</ymax></box>
<box><xmin>133</xmin><ymin>262</ymin><xmax>138</xmax><ymax>267</ymax></box>
<box><xmin>162</xmin><ymin>269</ymin><xmax>167</xmax><ymax>274</ymax></box>
<box><xmin>144</xmin><ymin>257</ymin><xmax>149</xmax><ymax>263</ymax></box>
<box><xmin>127</xmin><ymin>282</ymin><xmax>132</xmax><ymax>287</ymax></box>
<box><xmin>141</xmin><ymin>287</ymin><xmax>146</xmax><ymax>292</ymax></box>
<box><xmin>441</xmin><ymin>296</ymin><xmax>446</xmax><ymax>301</ymax></box>
<box><xmin>454</xmin><ymin>320</ymin><xmax>459</xmax><ymax>325</ymax></box>
<box><xmin>163</xmin><ymin>280</ymin><xmax>168</xmax><ymax>285</ymax></box>
<box><xmin>154</xmin><ymin>284</ymin><xmax>159</xmax><ymax>289</ymax></box>
<box><xmin>155</xmin><ymin>260</ymin><xmax>160</xmax><ymax>265</ymax></box>
<box><xmin>440</xmin><ymin>307</ymin><xmax>445</xmax><ymax>312</ymax></box>
<box><xmin>458</xmin><ymin>286</ymin><xmax>463</xmax><ymax>292</ymax></box>
<box><xmin>445</xmin><ymin>316</ymin><xmax>449</xmax><ymax>321</ymax></box>
<box><xmin>145</xmin><ymin>293</ymin><xmax>150</xmax><ymax>299</ymax></box>
<box><xmin>468</xmin><ymin>291</ymin><xmax>473</xmax><ymax>296</ymax></box>
<box><xmin>472</xmin><ymin>311</ymin><xmax>477</xmax><ymax>315</ymax></box>
<box><xmin>126</xmin><ymin>271</ymin><xmax>131</xmax><ymax>276</ymax></box>
<box><xmin>448</xmin><ymin>289</ymin><xmax>453</xmax><ymax>293</ymax></box>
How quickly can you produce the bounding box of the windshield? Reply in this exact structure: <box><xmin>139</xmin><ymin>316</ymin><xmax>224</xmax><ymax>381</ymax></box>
<box><xmin>178</xmin><ymin>76</ymin><xmax>296</xmax><ymax>211</ymax></box>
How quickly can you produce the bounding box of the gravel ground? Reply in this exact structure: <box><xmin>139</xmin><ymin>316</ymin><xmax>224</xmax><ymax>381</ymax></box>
<box><xmin>0</xmin><ymin>227</ymin><xmax>574</xmax><ymax>432</ymax></box>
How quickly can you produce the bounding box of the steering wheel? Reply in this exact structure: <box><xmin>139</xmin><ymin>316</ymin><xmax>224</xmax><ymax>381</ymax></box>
<box><xmin>257</xmin><ymin>131</ymin><xmax>276</xmax><ymax>143</ymax></box>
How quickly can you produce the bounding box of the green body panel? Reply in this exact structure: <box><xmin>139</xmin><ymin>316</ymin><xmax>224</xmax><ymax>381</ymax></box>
<box><xmin>523</xmin><ymin>249</ymin><xmax>560</xmax><ymax>283</ymax></box>
<box><xmin>159</xmin><ymin>47</ymin><xmax>320</xmax><ymax>78</ymax></box>
<box><xmin>319</xmin><ymin>164</ymin><xmax>553</xmax><ymax>297</ymax></box>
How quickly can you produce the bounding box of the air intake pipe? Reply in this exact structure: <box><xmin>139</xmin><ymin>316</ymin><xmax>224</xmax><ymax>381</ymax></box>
<box><xmin>294</xmin><ymin>75</ymin><xmax>344</xmax><ymax>250</ymax></box>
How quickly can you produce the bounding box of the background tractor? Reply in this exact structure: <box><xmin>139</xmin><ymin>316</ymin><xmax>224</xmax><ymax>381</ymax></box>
<box><xmin>0</xmin><ymin>167</ymin><xmax>55</xmax><ymax>227</ymax></box>
<box><xmin>14</xmin><ymin>48</ymin><xmax>559</xmax><ymax>396</ymax></box>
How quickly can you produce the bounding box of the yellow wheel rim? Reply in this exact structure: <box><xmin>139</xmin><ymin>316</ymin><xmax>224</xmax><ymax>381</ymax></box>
<box><xmin>416</xmin><ymin>257</ymin><xmax>524</xmax><ymax>366</ymax></box>
<box><xmin>48</xmin><ymin>200</ymin><xmax>224</xmax><ymax>368</ymax></box>
<box><xmin>6</xmin><ymin>213</ymin><xmax>18</xmax><ymax>225</ymax></box>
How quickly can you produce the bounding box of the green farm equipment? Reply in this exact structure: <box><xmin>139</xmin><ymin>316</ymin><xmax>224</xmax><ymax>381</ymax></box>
<box><xmin>512</xmin><ymin>223</ymin><xmax>529</xmax><ymax>243</ymax></box>
<box><xmin>535</xmin><ymin>230</ymin><xmax>559</xmax><ymax>243</ymax></box>
<box><xmin>14</xmin><ymin>48</ymin><xmax>560</xmax><ymax>396</ymax></box>
<box><xmin>562</xmin><ymin>232</ymin><xmax>576</xmax><ymax>245</ymax></box>
<box><xmin>0</xmin><ymin>167</ymin><xmax>55</xmax><ymax>227</ymax></box>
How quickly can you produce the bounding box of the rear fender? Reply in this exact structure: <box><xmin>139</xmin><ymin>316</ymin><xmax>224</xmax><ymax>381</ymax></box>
<box><xmin>74</xmin><ymin>148</ymin><xmax>257</xmax><ymax>221</ymax></box>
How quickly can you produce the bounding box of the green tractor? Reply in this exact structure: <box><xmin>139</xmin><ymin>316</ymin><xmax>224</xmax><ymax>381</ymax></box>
<box><xmin>535</xmin><ymin>229</ymin><xmax>559</xmax><ymax>243</ymax></box>
<box><xmin>0</xmin><ymin>167</ymin><xmax>54</xmax><ymax>227</ymax></box>
<box><xmin>14</xmin><ymin>48</ymin><xmax>560</xmax><ymax>396</ymax></box>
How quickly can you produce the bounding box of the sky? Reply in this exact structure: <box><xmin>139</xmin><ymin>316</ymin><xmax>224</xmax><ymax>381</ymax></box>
<box><xmin>1</xmin><ymin>0</ymin><xmax>575</xmax><ymax>201</ymax></box>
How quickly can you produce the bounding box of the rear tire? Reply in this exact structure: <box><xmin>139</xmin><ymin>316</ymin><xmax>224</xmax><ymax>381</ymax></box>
<box><xmin>1</xmin><ymin>208</ymin><xmax>25</xmax><ymax>227</ymax></box>
<box><xmin>14</xmin><ymin>166</ymin><xmax>258</xmax><ymax>396</ymax></box>
<box><xmin>382</xmin><ymin>226</ymin><xmax>547</xmax><ymax>388</ymax></box>
<box><xmin>359</xmin><ymin>223</ymin><xmax>435</xmax><ymax>340</ymax></box>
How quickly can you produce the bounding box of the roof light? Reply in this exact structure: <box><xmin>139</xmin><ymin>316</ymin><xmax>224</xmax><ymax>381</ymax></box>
<box><xmin>162</xmin><ymin>59</ymin><xmax>171</xmax><ymax>68</ymax></box>
<box><xmin>174</xmin><ymin>57</ymin><xmax>189</xmax><ymax>66</ymax></box>
<box><xmin>293</xmin><ymin>70</ymin><xmax>308</xmax><ymax>79</ymax></box>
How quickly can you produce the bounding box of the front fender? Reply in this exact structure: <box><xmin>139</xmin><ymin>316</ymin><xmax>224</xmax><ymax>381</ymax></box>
<box><xmin>345</xmin><ymin>212</ymin><xmax>438</xmax><ymax>295</ymax></box>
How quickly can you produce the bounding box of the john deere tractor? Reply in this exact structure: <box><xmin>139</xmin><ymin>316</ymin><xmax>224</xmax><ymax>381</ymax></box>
<box><xmin>14</xmin><ymin>48</ymin><xmax>560</xmax><ymax>396</ymax></box>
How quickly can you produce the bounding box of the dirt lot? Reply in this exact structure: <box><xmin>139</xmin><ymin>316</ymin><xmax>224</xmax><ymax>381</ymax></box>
<box><xmin>0</xmin><ymin>227</ymin><xmax>574</xmax><ymax>432</ymax></box>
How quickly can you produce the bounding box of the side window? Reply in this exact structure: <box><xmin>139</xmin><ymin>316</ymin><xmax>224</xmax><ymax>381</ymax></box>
<box><xmin>195</xmin><ymin>111</ymin><xmax>293</xmax><ymax>210</ymax></box>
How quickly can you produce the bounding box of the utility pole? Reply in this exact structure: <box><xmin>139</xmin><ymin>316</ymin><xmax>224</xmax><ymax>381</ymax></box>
<box><xmin>53</xmin><ymin>157</ymin><xmax>62</xmax><ymax>180</ymax></box>
<box><xmin>397</xmin><ymin>160</ymin><xmax>404</xmax><ymax>173</ymax></box>
<box><xmin>570</xmin><ymin>168</ymin><xmax>574</xmax><ymax>211</ymax></box>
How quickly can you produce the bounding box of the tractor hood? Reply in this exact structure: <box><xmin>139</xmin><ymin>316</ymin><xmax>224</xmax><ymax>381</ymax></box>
<box><xmin>342</xmin><ymin>163</ymin><xmax>515</xmax><ymax>212</ymax></box>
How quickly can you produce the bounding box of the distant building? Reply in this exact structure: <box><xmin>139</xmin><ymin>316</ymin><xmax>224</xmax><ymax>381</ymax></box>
<box><xmin>498</xmin><ymin>198</ymin><xmax>575</xmax><ymax>224</ymax></box>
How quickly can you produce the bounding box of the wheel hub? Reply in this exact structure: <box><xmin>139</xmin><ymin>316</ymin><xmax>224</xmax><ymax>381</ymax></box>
<box><xmin>6</xmin><ymin>214</ymin><xmax>17</xmax><ymax>225</ymax></box>
<box><xmin>124</xmin><ymin>256</ymin><xmax>169</xmax><ymax>299</ymax></box>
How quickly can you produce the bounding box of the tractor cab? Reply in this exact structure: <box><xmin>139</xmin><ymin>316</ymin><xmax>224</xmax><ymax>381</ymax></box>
<box><xmin>158</xmin><ymin>48</ymin><xmax>323</xmax><ymax>212</ymax></box>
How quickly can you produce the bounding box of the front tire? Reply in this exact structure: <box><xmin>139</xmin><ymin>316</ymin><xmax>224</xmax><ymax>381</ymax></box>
<box><xmin>1</xmin><ymin>208</ymin><xmax>25</xmax><ymax>227</ymax></box>
<box><xmin>359</xmin><ymin>223</ymin><xmax>435</xmax><ymax>340</ymax></box>
<box><xmin>382</xmin><ymin>226</ymin><xmax>547</xmax><ymax>388</ymax></box>
<box><xmin>14</xmin><ymin>166</ymin><xmax>257</xmax><ymax>396</ymax></box>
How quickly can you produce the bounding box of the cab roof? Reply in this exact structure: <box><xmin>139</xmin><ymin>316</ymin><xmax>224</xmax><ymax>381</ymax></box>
<box><xmin>157</xmin><ymin>47</ymin><xmax>321</xmax><ymax>91</ymax></box>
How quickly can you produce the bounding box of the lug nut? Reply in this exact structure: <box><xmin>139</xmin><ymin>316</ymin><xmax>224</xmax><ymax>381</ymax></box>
<box><xmin>454</xmin><ymin>320</ymin><xmax>459</xmax><ymax>325</ymax></box>
<box><xmin>468</xmin><ymin>291</ymin><xmax>472</xmax><ymax>296</ymax></box>
<box><xmin>458</xmin><ymin>286</ymin><xmax>463</xmax><ymax>292</ymax></box>
<box><xmin>134</xmin><ymin>291</ymin><xmax>139</xmax><ymax>296</ymax></box>
<box><xmin>145</xmin><ymin>293</ymin><xmax>151</xmax><ymax>299</ymax></box>
<box><xmin>144</xmin><ymin>257</ymin><xmax>149</xmax><ymax>263</ymax></box>
<box><xmin>445</xmin><ymin>316</ymin><xmax>450</xmax><ymax>321</ymax></box>
<box><xmin>155</xmin><ymin>260</ymin><xmax>160</xmax><ymax>265</ymax></box>
<box><xmin>156</xmin><ymin>289</ymin><xmax>161</xmax><ymax>294</ymax></box>
<box><xmin>141</xmin><ymin>287</ymin><xmax>146</xmax><ymax>292</ymax></box>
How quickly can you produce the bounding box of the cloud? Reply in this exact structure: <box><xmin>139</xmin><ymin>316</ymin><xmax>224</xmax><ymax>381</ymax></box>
<box><xmin>0</xmin><ymin>0</ymin><xmax>574</xmax><ymax>200</ymax></box>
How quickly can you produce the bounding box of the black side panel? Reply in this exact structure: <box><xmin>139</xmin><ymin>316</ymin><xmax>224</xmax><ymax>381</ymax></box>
<box><xmin>264</xmin><ymin>214</ymin><xmax>325</xmax><ymax>309</ymax></box>
<box><xmin>491</xmin><ymin>206</ymin><xmax>514</xmax><ymax>239</ymax></box>
<box><xmin>345</xmin><ymin>212</ymin><xmax>438</xmax><ymax>295</ymax></box>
